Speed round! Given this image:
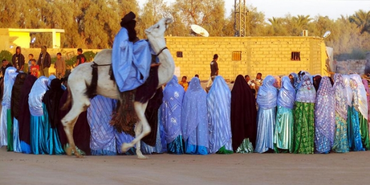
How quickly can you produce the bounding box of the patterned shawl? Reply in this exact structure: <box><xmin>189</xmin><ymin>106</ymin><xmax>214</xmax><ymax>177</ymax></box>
<box><xmin>161</xmin><ymin>75</ymin><xmax>184</xmax><ymax>143</ymax></box>
<box><xmin>315</xmin><ymin>77</ymin><xmax>335</xmax><ymax>146</ymax></box>
<box><xmin>296</xmin><ymin>73</ymin><xmax>316</xmax><ymax>103</ymax></box>
<box><xmin>181</xmin><ymin>77</ymin><xmax>208</xmax><ymax>146</ymax></box>
<box><xmin>333</xmin><ymin>74</ymin><xmax>348</xmax><ymax>120</ymax></box>
<box><xmin>350</xmin><ymin>74</ymin><xmax>368</xmax><ymax>120</ymax></box>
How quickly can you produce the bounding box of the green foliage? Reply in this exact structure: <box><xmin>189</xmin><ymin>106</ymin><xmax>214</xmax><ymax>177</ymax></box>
<box><xmin>65</xmin><ymin>56</ymin><xmax>77</xmax><ymax>68</ymax></box>
<box><xmin>51</xmin><ymin>57</ymin><xmax>57</xmax><ymax>64</ymax></box>
<box><xmin>0</xmin><ymin>0</ymin><xmax>369</xmax><ymax>57</ymax></box>
<box><xmin>336</xmin><ymin>48</ymin><xmax>367</xmax><ymax>60</ymax></box>
<box><xmin>0</xmin><ymin>50</ymin><xmax>13</xmax><ymax>64</ymax></box>
<box><xmin>349</xmin><ymin>10</ymin><xmax>370</xmax><ymax>34</ymax></box>
<box><xmin>83</xmin><ymin>51</ymin><xmax>97</xmax><ymax>62</ymax></box>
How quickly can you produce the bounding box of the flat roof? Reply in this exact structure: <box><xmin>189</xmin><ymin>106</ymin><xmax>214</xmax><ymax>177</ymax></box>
<box><xmin>3</xmin><ymin>28</ymin><xmax>65</xmax><ymax>33</ymax></box>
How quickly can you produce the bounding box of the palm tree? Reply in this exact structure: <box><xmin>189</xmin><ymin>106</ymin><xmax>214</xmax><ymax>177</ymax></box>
<box><xmin>268</xmin><ymin>17</ymin><xmax>287</xmax><ymax>35</ymax></box>
<box><xmin>268</xmin><ymin>17</ymin><xmax>284</xmax><ymax>25</ymax></box>
<box><xmin>292</xmin><ymin>15</ymin><xmax>312</xmax><ymax>28</ymax></box>
<box><xmin>349</xmin><ymin>10</ymin><xmax>370</xmax><ymax>34</ymax></box>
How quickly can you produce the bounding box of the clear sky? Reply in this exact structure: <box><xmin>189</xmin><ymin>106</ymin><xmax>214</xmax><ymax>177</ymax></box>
<box><xmin>138</xmin><ymin>0</ymin><xmax>370</xmax><ymax>20</ymax></box>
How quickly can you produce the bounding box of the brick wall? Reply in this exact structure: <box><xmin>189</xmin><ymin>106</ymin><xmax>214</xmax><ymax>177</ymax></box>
<box><xmin>6</xmin><ymin>36</ymin><xmax>327</xmax><ymax>80</ymax></box>
<box><xmin>166</xmin><ymin>36</ymin><xmax>326</xmax><ymax>81</ymax></box>
<box><xmin>336</xmin><ymin>60</ymin><xmax>367</xmax><ymax>75</ymax></box>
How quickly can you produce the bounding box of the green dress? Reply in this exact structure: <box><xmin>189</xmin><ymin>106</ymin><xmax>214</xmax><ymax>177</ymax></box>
<box><xmin>6</xmin><ymin>109</ymin><xmax>13</xmax><ymax>151</ymax></box>
<box><xmin>359</xmin><ymin>113</ymin><xmax>370</xmax><ymax>150</ymax></box>
<box><xmin>274</xmin><ymin>106</ymin><xmax>294</xmax><ymax>153</ymax></box>
<box><xmin>293</xmin><ymin>102</ymin><xmax>315</xmax><ymax>154</ymax></box>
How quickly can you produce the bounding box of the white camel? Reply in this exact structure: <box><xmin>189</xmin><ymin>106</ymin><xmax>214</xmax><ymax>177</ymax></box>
<box><xmin>61</xmin><ymin>18</ymin><xmax>175</xmax><ymax>159</ymax></box>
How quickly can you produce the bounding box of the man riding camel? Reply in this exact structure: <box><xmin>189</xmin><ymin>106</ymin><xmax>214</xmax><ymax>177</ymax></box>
<box><xmin>112</xmin><ymin>12</ymin><xmax>159</xmax><ymax>93</ymax></box>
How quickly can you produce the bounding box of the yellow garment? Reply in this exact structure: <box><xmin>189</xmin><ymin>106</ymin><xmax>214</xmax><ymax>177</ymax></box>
<box><xmin>179</xmin><ymin>81</ymin><xmax>188</xmax><ymax>91</ymax></box>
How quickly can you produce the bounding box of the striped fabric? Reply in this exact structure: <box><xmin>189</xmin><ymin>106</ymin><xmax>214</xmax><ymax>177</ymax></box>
<box><xmin>87</xmin><ymin>95</ymin><xmax>117</xmax><ymax>155</ymax></box>
<box><xmin>207</xmin><ymin>76</ymin><xmax>233</xmax><ymax>154</ymax></box>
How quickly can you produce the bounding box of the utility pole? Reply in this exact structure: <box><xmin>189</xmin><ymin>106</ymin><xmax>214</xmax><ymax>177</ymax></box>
<box><xmin>234</xmin><ymin>0</ymin><xmax>247</xmax><ymax>37</ymax></box>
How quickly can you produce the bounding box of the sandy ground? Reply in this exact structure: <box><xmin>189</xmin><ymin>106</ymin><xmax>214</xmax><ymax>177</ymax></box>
<box><xmin>1</xmin><ymin>148</ymin><xmax>370</xmax><ymax>185</ymax></box>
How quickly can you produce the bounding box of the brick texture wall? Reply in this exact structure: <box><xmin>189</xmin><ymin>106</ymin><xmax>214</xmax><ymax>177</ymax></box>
<box><xmin>166</xmin><ymin>36</ymin><xmax>326</xmax><ymax>81</ymax></box>
<box><xmin>336</xmin><ymin>60</ymin><xmax>367</xmax><ymax>75</ymax></box>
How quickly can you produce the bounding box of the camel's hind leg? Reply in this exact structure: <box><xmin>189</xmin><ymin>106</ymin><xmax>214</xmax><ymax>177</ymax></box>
<box><xmin>61</xmin><ymin>93</ymin><xmax>90</xmax><ymax>158</ymax></box>
<box><xmin>121</xmin><ymin>101</ymin><xmax>150</xmax><ymax>159</ymax></box>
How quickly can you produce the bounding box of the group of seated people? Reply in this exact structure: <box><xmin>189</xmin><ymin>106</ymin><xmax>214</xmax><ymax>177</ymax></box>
<box><xmin>1</xmin><ymin>64</ymin><xmax>370</xmax><ymax>156</ymax></box>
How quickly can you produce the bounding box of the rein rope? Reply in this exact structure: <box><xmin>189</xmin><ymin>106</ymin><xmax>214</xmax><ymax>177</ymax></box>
<box><xmin>90</xmin><ymin>61</ymin><xmax>111</xmax><ymax>68</ymax></box>
<box><xmin>154</xmin><ymin>47</ymin><xmax>168</xmax><ymax>57</ymax></box>
<box><xmin>90</xmin><ymin>46</ymin><xmax>168</xmax><ymax>68</ymax></box>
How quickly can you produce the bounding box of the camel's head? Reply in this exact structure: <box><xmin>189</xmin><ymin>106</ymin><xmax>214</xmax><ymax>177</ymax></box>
<box><xmin>145</xmin><ymin>18</ymin><xmax>173</xmax><ymax>40</ymax></box>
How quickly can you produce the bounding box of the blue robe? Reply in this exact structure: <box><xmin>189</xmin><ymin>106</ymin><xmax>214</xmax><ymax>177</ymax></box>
<box><xmin>0</xmin><ymin>67</ymin><xmax>18</xmax><ymax>148</ymax></box>
<box><xmin>181</xmin><ymin>77</ymin><xmax>209</xmax><ymax>155</ymax></box>
<box><xmin>207</xmin><ymin>76</ymin><xmax>233</xmax><ymax>154</ymax></box>
<box><xmin>274</xmin><ymin>76</ymin><xmax>295</xmax><ymax>152</ymax></box>
<box><xmin>115</xmin><ymin>121</ymin><xmax>164</xmax><ymax>155</ymax></box>
<box><xmin>161</xmin><ymin>75</ymin><xmax>185</xmax><ymax>154</ymax></box>
<box><xmin>255</xmin><ymin>75</ymin><xmax>277</xmax><ymax>153</ymax></box>
<box><xmin>29</xmin><ymin>76</ymin><xmax>49</xmax><ymax>154</ymax></box>
<box><xmin>112</xmin><ymin>28</ymin><xmax>152</xmax><ymax>92</ymax></box>
<box><xmin>87</xmin><ymin>95</ymin><xmax>117</xmax><ymax>155</ymax></box>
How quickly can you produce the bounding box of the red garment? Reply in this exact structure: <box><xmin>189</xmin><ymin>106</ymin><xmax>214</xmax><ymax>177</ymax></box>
<box><xmin>30</xmin><ymin>65</ymin><xmax>39</xmax><ymax>77</ymax></box>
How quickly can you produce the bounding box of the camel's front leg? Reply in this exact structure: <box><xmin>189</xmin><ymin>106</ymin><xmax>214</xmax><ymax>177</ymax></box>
<box><xmin>62</xmin><ymin>101</ymin><xmax>88</xmax><ymax>158</ymax></box>
<box><xmin>121</xmin><ymin>102</ymin><xmax>150</xmax><ymax>159</ymax></box>
<box><xmin>134</xmin><ymin>122</ymin><xmax>147</xmax><ymax>159</ymax></box>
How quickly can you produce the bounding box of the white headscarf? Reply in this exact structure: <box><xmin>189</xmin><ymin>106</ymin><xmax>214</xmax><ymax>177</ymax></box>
<box><xmin>342</xmin><ymin>75</ymin><xmax>353</xmax><ymax>106</ymax></box>
<box><xmin>350</xmin><ymin>74</ymin><xmax>368</xmax><ymax>120</ymax></box>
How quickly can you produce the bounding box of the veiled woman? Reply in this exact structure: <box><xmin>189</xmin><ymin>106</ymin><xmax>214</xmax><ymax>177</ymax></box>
<box><xmin>42</xmin><ymin>78</ymin><xmax>65</xmax><ymax>154</ymax></box>
<box><xmin>28</xmin><ymin>76</ymin><xmax>50</xmax><ymax>154</ymax></box>
<box><xmin>289</xmin><ymin>73</ymin><xmax>299</xmax><ymax>90</ymax></box>
<box><xmin>293</xmin><ymin>73</ymin><xmax>316</xmax><ymax>154</ymax></box>
<box><xmin>182</xmin><ymin>77</ymin><xmax>209</xmax><ymax>155</ymax></box>
<box><xmin>207</xmin><ymin>76</ymin><xmax>233</xmax><ymax>154</ymax></box>
<box><xmin>87</xmin><ymin>95</ymin><xmax>117</xmax><ymax>155</ymax></box>
<box><xmin>230</xmin><ymin>75</ymin><xmax>257</xmax><ymax>153</ymax></box>
<box><xmin>274</xmin><ymin>76</ymin><xmax>295</xmax><ymax>153</ymax></box>
<box><xmin>255</xmin><ymin>75</ymin><xmax>277</xmax><ymax>153</ymax></box>
<box><xmin>343</xmin><ymin>75</ymin><xmax>363</xmax><ymax>151</ymax></box>
<box><xmin>10</xmin><ymin>72</ymin><xmax>27</xmax><ymax>152</ymax></box>
<box><xmin>314</xmin><ymin>77</ymin><xmax>335</xmax><ymax>154</ymax></box>
<box><xmin>18</xmin><ymin>75</ymin><xmax>37</xmax><ymax>153</ymax></box>
<box><xmin>161</xmin><ymin>75</ymin><xmax>185</xmax><ymax>154</ymax></box>
<box><xmin>349</xmin><ymin>74</ymin><xmax>369</xmax><ymax>150</ymax></box>
<box><xmin>332</xmin><ymin>74</ymin><xmax>349</xmax><ymax>153</ymax></box>
<box><xmin>0</xmin><ymin>67</ymin><xmax>17</xmax><ymax>149</ymax></box>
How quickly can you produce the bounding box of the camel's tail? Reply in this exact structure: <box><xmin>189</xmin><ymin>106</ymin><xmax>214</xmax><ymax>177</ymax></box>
<box><xmin>85</xmin><ymin>62</ymin><xmax>98</xmax><ymax>99</ymax></box>
<box><xmin>61</xmin><ymin>85</ymin><xmax>72</xmax><ymax>111</ymax></box>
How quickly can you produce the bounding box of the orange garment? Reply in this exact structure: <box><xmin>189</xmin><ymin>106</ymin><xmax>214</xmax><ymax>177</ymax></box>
<box><xmin>179</xmin><ymin>81</ymin><xmax>188</xmax><ymax>91</ymax></box>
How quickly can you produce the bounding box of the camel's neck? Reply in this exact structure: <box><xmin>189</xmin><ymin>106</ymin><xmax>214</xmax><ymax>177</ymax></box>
<box><xmin>150</xmin><ymin>39</ymin><xmax>175</xmax><ymax>87</ymax></box>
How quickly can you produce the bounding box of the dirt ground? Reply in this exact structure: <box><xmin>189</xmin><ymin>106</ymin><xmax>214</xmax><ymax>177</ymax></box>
<box><xmin>1</xmin><ymin>148</ymin><xmax>370</xmax><ymax>185</ymax></box>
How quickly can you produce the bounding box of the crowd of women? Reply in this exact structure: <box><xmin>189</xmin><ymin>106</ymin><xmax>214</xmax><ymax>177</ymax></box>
<box><xmin>1</xmin><ymin>65</ymin><xmax>369</xmax><ymax>155</ymax></box>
